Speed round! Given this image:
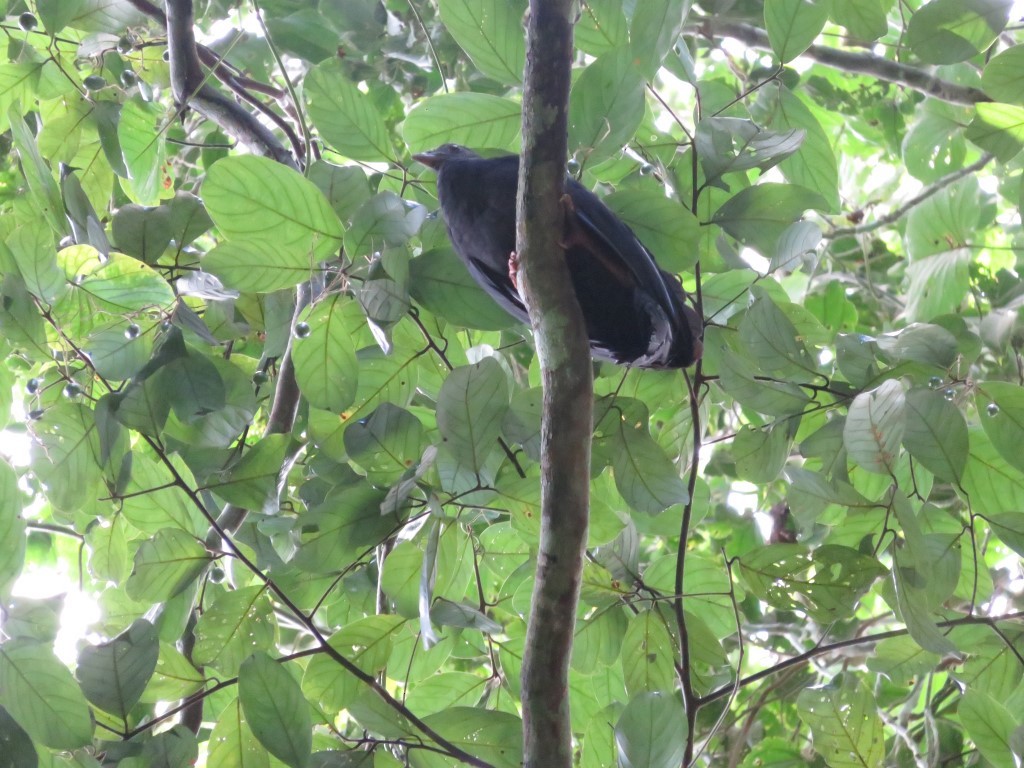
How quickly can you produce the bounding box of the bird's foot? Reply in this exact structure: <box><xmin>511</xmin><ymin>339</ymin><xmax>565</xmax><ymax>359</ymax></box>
<box><xmin>508</xmin><ymin>251</ymin><xmax>520</xmax><ymax>290</ymax></box>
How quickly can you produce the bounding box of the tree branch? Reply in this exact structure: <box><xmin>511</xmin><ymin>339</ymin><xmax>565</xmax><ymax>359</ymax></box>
<box><xmin>700</xmin><ymin>18</ymin><xmax>991</xmax><ymax>106</ymax></box>
<box><xmin>516</xmin><ymin>2</ymin><xmax>591</xmax><ymax>766</ymax></box>
<box><xmin>826</xmin><ymin>153</ymin><xmax>995</xmax><ymax>238</ymax></box>
<box><xmin>163</xmin><ymin>0</ymin><xmax>297</xmax><ymax>166</ymax></box>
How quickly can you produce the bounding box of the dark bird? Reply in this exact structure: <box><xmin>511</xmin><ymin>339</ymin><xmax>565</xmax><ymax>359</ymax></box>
<box><xmin>413</xmin><ymin>145</ymin><xmax>703</xmax><ymax>369</ymax></box>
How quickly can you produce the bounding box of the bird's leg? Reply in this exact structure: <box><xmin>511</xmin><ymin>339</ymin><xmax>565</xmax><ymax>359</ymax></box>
<box><xmin>508</xmin><ymin>251</ymin><xmax>520</xmax><ymax>291</ymax></box>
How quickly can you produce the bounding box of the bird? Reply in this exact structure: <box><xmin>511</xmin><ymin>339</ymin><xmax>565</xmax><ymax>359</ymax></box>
<box><xmin>413</xmin><ymin>144</ymin><xmax>703</xmax><ymax>369</ymax></box>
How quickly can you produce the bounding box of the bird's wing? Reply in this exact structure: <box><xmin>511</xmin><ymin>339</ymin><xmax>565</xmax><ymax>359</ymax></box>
<box><xmin>565</xmin><ymin>181</ymin><xmax>680</xmax><ymax>323</ymax></box>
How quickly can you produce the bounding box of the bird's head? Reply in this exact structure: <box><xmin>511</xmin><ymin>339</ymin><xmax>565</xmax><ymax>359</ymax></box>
<box><xmin>412</xmin><ymin>144</ymin><xmax>481</xmax><ymax>169</ymax></box>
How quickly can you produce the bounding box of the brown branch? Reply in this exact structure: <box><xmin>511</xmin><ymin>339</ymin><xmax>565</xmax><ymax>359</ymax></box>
<box><xmin>826</xmin><ymin>153</ymin><xmax>995</xmax><ymax>238</ymax></box>
<box><xmin>516</xmin><ymin>2</ymin><xmax>591</xmax><ymax>766</ymax></box>
<box><xmin>700</xmin><ymin>609</ymin><xmax>1024</xmax><ymax>706</ymax></box>
<box><xmin>700</xmin><ymin>18</ymin><xmax>991</xmax><ymax>106</ymax></box>
<box><xmin>163</xmin><ymin>0</ymin><xmax>296</xmax><ymax>166</ymax></box>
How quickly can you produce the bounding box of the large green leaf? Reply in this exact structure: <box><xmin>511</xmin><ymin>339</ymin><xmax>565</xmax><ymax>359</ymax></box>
<box><xmin>844</xmin><ymin>379</ymin><xmax>906</xmax><ymax>475</ymax></box>
<box><xmin>126</xmin><ymin>528</ymin><xmax>210</xmax><ymax>602</ymax></box>
<box><xmin>239</xmin><ymin>653</ymin><xmax>312</xmax><ymax>768</ymax></box>
<box><xmin>203</xmin><ymin>155</ymin><xmax>343</xmax><ymax>260</ymax></box>
<box><xmin>614</xmin><ymin>692</ymin><xmax>687</xmax><ymax>768</ymax></box>
<box><xmin>306</xmin><ymin>59</ymin><xmax>394</xmax><ymax>161</ymax></box>
<box><xmin>193</xmin><ymin>587</ymin><xmax>276</xmax><ymax>675</ymax></box>
<box><xmin>902</xmin><ymin>388</ymin><xmax>968</xmax><ymax>482</ymax></box>
<box><xmin>117</xmin><ymin>98</ymin><xmax>167</xmax><ymax>206</ymax></box>
<box><xmin>965</xmin><ymin>102</ymin><xmax>1024</xmax><ymax>161</ymax></box>
<box><xmin>797</xmin><ymin>678</ymin><xmax>885</xmax><ymax>767</ymax></box>
<box><xmin>404</xmin><ymin>93</ymin><xmax>521</xmax><ymax>152</ymax></box>
<box><xmin>764</xmin><ymin>0</ymin><xmax>829</xmax><ymax>63</ymax></box>
<box><xmin>436</xmin><ymin>358</ymin><xmax>509</xmax><ymax>474</ymax></box>
<box><xmin>291</xmin><ymin>294</ymin><xmax>361</xmax><ymax>413</ymax></box>
<box><xmin>711</xmin><ymin>183</ymin><xmax>829</xmax><ymax>256</ymax></box>
<box><xmin>75</xmin><ymin>619</ymin><xmax>158</xmax><ymax>718</ymax></box>
<box><xmin>0</xmin><ymin>641</ymin><xmax>94</xmax><ymax>750</ymax></box>
<box><xmin>437</xmin><ymin>0</ymin><xmax>526</xmax><ymax>85</ymax></box>
<box><xmin>569</xmin><ymin>48</ymin><xmax>645</xmax><ymax>164</ymax></box>
<box><xmin>907</xmin><ymin>0</ymin><xmax>1013</xmax><ymax>64</ymax></box>
<box><xmin>982</xmin><ymin>44</ymin><xmax>1024</xmax><ymax>104</ymax></box>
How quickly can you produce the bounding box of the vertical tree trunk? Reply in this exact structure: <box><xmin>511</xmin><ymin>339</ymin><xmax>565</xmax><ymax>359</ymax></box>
<box><xmin>516</xmin><ymin>2</ymin><xmax>591</xmax><ymax>767</ymax></box>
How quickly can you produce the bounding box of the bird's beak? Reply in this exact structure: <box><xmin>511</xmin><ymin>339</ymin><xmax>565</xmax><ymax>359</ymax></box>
<box><xmin>413</xmin><ymin>151</ymin><xmax>441</xmax><ymax>169</ymax></box>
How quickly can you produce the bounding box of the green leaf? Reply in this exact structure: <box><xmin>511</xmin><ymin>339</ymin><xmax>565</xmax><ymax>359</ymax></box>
<box><xmin>604</xmin><ymin>412</ymin><xmax>689</xmax><ymax>514</ymax></box>
<box><xmin>302</xmin><ymin>615</ymin><xmax>405</xmax><ymax>712</ymax></box>
<box><xmin>959</xmin><ymin>690</ymin><xmax>1019</xmax><ymax>768</ymax></box>
<box><xmin>630</xmin><ymin>0</ymin><xmax>690</xmax><ymax>77</ymax></box>
<box><xmin>140</xmin><ymin>724</ymin><xmax>199</xmax><ymax>768</ymax></box>
<box><xmin>712</xmin><ymin>183</ymin><xmax>829</xmax><ymax>256</ymax></box>
<box><xmin>76</xmin><ymin>619</ymin><xmax>158</xmax><ymax>718</ymax></box>
<box><xmin>965</xmin><ymin>102</ymin><xmax>1024</xmax><ymax>161</ymax></box>
<box><xmin>620</xmin><ymin>611</ymin><xmax>677</xmax><ymax>696</ymax></box>
<box><xmin>753</xmin><ymin>84</ymin><xmax>840</xmax><ymax>212</ymax></box>
<box><xmin>78</xmin><ymin>250</ymin><xmax>176</xmax><ymax>312</ymax></box>
<box><xmin>436</xmin><ymin>358</ymin><xmax>509</xmax><ymax>474</ymax></box>
<box><xmin>0</xmin><ymin>459</ymin><xmax>25</xmax><ymax>600</ymax></box>
<box><xmin>404</xmin><ymin>93</ymin><xmax>521</xmax><ymax>152</ymax></box>
<box><xmin>875</xmin><ymin>323</ymin><xmax>959</xmax><ymax>368</ymax></box>
<box><xmin>978</xmin><ymin>381</ymin><xmax>1024</xmax><ymax>474</ymax></box>
<box><xmin>986</xmin><ymin>511</ymin><xmax>1024</xmax><ymax>557</ymax></box>
<box><xmin>203</xmin><ymin>155</ymin><xmax>343</xmax><ymax>260</ymax></box>
<box><xmin>296</xmin><ymin>484</ymin><xmax>394</xmax><ymax>572</ymax></box>
<box><xmin>343</xmin><ymin>403</ymin><xmax>425</xmax><ymax>485</ymax></box>
<box><xmin>844</xmin><ymin>379</ymin><xmax>906</xmax><ymax>475</ymax></box>
<box><xmin>437</xmin><ymin>0</ymin><xmax>526</xmax><ymax>85</ymax></box>
<box><xmin>239</xmin><ymin>652</ymin><xmax>312</xmax><ymax>768</ymax></box>
<box><xmin>193</xmin><ymin>587</ymin><xmax>276</xmax><ymax>675</ymax></box>
<box><xmin>740</xmin><ymin>544</ymin><xmax>885</xmax><ymax>622</ymax></box>
<box><xmin>696</xmin><ymin>117</ymin><xmax>805</xmax><ymax>189</ymax></box>
<box><xmin>733</xmin><ymin>424</ymin><xmax>791</xmax><ymax>483</ymax></box>
<box><xmin>0</xmin><ymin>707</ymin><xmax>36</xmax><ymax>768</ymax></box>
<box><xmin>796</xmin><ymin>678</ymin><xmax>885</xmax><ymax>767</ymax></box>
<box><xmin>6</xmin><ymin>219</ymin><xmax>65</xmax><ymax>302</ymax></box>
<box><xmin>615</xmin><ymin>692</ymin><xmax>687</xmax><ymax>768</ymax></box>
<box><xmin>7</xmin><ymin>107</ymin><xmax>68</xmax><ymax>237</ymax></box>
<box><xmin>982</xmin><ymin>44</ymin><xmax>1024</xmax><ymax>104</ymax></box>
<box><xmin>207</xmin><ymin>697</ymin><xmax>269</xmax><ymax>768</ymax></box>
<box><xmin>0</xmin><ymin>641</ymin><xmax>94</xmax><ymax>749</ymax></box>
<box><xmin>29</xmin><ymin>402</ymin><xmax>102</xmax><ymax>512</ymax></box>
<box><xmin>576</xmin><ymin>0</ymin><xmax>628</xmax><ymax>56</ymax></box>
<box><xmin>569</xmin><ymin>48</ymin><xmax>645</xmax><ymax>163</ymax></box>
<box><xmin>604</xmin><ymin>189</ymin><xmax>701</xmax><ymax>273</ymax></box>
<box><xmin>907</xmin><ymin>0</ymin><xmax>1013</xmax><ymax>65</ymax></box>
<box><xmin>830</xmin><ymin>0</ymin><xmax>888</xmax><ymax>41</ymax></box>
<box><xmin>126</xmin><ymin>528</ymin><xmax>210</xmax><ymax>602</ymax></box>
<box><xmin>408</xmin><ymin>249</ymin><xmax>517</xmax><ymax>331</ymax></box>
<box><xmin>902</xmin><ymin>389</ymin><xmax>968</xmax><ymax>482</ymax></box>
<box><xmin>207</xmin><ymin>434</ymin><xmax>289</xmax><ymax>511</ymax></box>
<box><xmin>764</xmin><ymin>0</ymin><xmax>829</xmax><ymax>63</ymax></box>
<box><xmin>717</xmin><ymin>347</ymin><xmax>812</xmax><ymax>417</ymax></box>
<box><xmin>403</xmin><ymin>672</ymin><xmax>488</xmax><ymax>715</ymax></box>
<box><xmin>738</xmin><ymin>294</ymin><xmax>817</xmax><ymax>379</ymax></box>
<box><xmin>961</xmin><ymin>426</ymin><xmax>1024</xmax><ymax>518</ymax></box>
<box><xmin>419</xmin><ymin>707</ymin><xmax>523</xmax><ymax>768</ymax></box>
<box><xmin>117</xmin><ymin>98</ymin><xmax>167</xmax><ymax>206</ymax></box>
<box><xmin>292</xmin><ymin>294</ymin><xmax>361</xmax><ymax>413</ymax></box>
<box><xmin>202</xmin><ymin>240</ymin><xmax>315</xmax><ymax>294</ymax></box>
<box><xmin>306</xmin><ymin>59</ymin><xmax>393</xmax><ymax>161</ymax></box>
<box><xmin>903</xmin><ymin>251</ymin><xmax>971</xmax><ymax>323</ymax></box>
<box><xmin>345</xmin><ymin>191</ymin><xmax>425</xmax><ymax>259</ymax></box>
<box><xmin>893</xmin><ymin>560</ymin><xmax>958</xmax><ymax>655</ymax></box>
